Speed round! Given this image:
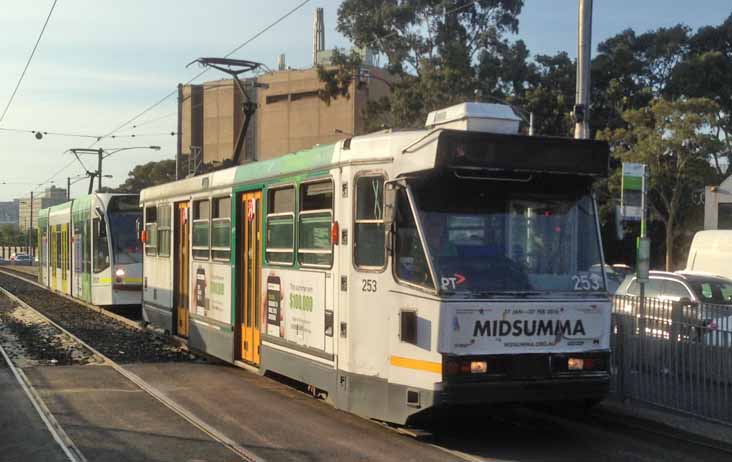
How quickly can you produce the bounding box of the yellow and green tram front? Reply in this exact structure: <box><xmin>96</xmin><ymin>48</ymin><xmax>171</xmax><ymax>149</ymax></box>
<box><xmin>104</xmin><ymin>195</ymin><xmax>143</xmax><ymax>305</ymax></box>
<box><xmin>389</xmin><ymin>131</ymin><xmax>611</xmax><ymax>412</ymax></box>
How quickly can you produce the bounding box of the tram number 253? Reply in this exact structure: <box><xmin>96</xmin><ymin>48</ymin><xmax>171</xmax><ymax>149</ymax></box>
<box><xmin>362</xmin><ymin>279</ymin><xmax>377</xmax><ymax>292</ymax></box>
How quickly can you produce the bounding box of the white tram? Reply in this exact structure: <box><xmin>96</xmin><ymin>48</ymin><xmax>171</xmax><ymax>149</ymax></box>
<box><xmin>140</xmin><ymin>103</ymin><xmax>612</xmax><ymax>424</ymax></box>
<box><xmin>38</xmin><ymin>194</ymin><xmax>143</xmax><ymax>306</ymax></box>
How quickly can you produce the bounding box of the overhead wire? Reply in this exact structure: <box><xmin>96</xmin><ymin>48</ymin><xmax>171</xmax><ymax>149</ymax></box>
<box><xmin>0</xmin><ymin>126</ymin><xmax>176</xmax><ymax>140</ymax></box>
<box><xmin>0</xmin><ymin>0</ymin><xmax>59</xmax><ymax>124</ymax></box>
<box><xmin>88</xmin><ymin>0</ymin><xmax>312</xmax><ymax>148</ymax></box>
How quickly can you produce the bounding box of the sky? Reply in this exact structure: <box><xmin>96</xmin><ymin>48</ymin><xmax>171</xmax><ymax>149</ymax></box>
<box><xmin>0</xmin><ymin>0</ymin><xmax>730</xmax><ymax>202</ymax></box>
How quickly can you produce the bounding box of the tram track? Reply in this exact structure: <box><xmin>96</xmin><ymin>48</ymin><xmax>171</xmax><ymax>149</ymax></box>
<box><xmin>0</xmin><ymin>342</ymin><xmax>85</xmax><ymax>462</ymax></box>
<box><xmin>1</xmin><ymin>268</ymin><xmax>731</xmax><ymax>461</ymax></box>
<box><xmin>0</xmin><ymin>282</ymin><xmax>263</xmax><ymax>462</ymax></box>
<box><xmin>0</xmin><ymin>270</ymin><xmax>185</xmax><ymax>363</ymax></box>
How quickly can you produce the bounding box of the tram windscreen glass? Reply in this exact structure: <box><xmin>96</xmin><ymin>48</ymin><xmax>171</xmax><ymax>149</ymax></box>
<box><xmin>108</xmin><ymin>196</ymin><xmax>142</xmax><ymax>265</ymax></box>
<box><xmin>409</xmin><ymin>176</ymin><xmax>605</xmax><ymax>294</ymax></box>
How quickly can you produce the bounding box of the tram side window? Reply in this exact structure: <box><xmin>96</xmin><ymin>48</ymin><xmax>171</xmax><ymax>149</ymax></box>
<box><xmin>394</xmin><ymin>189</ymin><xmax>433</xmax><ymax>288</ymax></box>
<box><xmin>93</xmin><ymin>217</ymin><xmax>110</xmax><ymax>273</ymax></box>
<box><xmin>299</xmin><ymin>180</ymin><xmax>334</xmax><ymax>268</ymax></box>
<box><xmin>266</xmin><ymin>186</ymin><xmax>295</xmax><ymax>264</ymax></box>
<box><xmin>355</xmin><ymin>175</ymin><xmax>386</xmax><ymax>269</ymax></box>
<box><xmin>145</xmin><ymin>206</ymin><xmax>157</xmax><ymax>256</ymax></box>
<box><xmin>55</xmin><ymin>226</ymin><xmax>62</xmax><ymax>269</ymax></box>
<box><xmin>192</xmin><ymin>199</ymin><xmax>210</xmax><ymax>260</ymax></box>
<box><xmin>212</xmin><ymin>196</ymin><xmax>231</xmax><ymax>261</ymax></box>
<box><xmin>157</xmin><ymin>205</ymin><xmax>171</xmax><ymax>257</ymax></box>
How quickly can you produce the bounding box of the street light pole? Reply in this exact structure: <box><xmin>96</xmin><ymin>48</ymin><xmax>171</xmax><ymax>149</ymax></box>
<box><xmin>28</xmin><ymin>191</ymin><xmax>33</xmax><ymax>258</ymax></box>
<box><xmin>98</xmin><ymin>148</ymin><xmax>103</xmax><ymax>191</ymax></box>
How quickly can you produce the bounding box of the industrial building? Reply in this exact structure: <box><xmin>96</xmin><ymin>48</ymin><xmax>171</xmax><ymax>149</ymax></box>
<box><xmin>176</xmin><ymin>7</ymin><xmax>392</xmax><ymax>175</ymax></box>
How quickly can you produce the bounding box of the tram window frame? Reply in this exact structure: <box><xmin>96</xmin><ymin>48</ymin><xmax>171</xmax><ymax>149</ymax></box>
<box><xmin>93</xmin><ymin>216</ymin><xmax>110</xmax><ymax>274</ymax></box>
<box><xmin>157</xmin><ymin>204</ymin><xmax>171</xmax><ymax>257</ymax></box>
<box><xmin>266</xmin><ymin>185</ymin><xmax>296</xmax><ymax>265</ymax></box>
<box><xmin>211</xmin><ymin>196</ymin><xmax>232</xmax><ymax>262</ymax></box>
<box><xmin>144</xmin><ymin>206</ymin><xmax>157</xmax><ymax>257</ymax></box>
<box><xmin>192</xmin><ymin>199</ymin><xmax>211</xmax><ymax>260</ymax></box>
<box><xmin>298</xmin><ymin>179</ymin><xmax>334</xmax><ymax>269</ymax></box>
<box><xmin>353</xmin><ymin>172</ymin><xmax>387</xmax><ymax>271</ymax></box>
<box><xmin>393</xmin><ymin>188</ymin><xmax>434</xmax><ymax>291</ymax></box>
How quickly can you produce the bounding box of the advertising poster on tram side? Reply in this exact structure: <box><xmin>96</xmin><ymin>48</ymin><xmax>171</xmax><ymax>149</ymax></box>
<box><xmin>262</xmin><ymin>268</ymin><xmax>326</xmax><ymax>351</ymax></box>
<box><xmin>190</xmin><ymin>262</ymin><xmax>231</xmax><ymax>325</ymax></box>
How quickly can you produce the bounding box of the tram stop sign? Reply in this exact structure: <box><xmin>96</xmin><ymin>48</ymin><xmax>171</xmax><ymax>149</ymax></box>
<box><xmin>621</xmin><ymin>163</ymin><xmax>646</xmax><ymax>222</ymax></box>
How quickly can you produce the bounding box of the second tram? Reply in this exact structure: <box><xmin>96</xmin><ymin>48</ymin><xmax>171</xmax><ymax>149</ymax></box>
<box><xmin>140</xmin><ymin>102</ymin><xmax>611</xmax><ymax>424</ymax></box>
<box><xmin>38</xmin><ymin>193</ymin><xmax>143</xmax><ymax>306</ymax></box>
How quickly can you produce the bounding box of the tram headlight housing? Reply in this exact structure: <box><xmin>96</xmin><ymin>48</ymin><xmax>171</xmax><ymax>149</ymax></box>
<box><xmin>470</xmin><ymin>361</ymin><xmax>488</xmax><ymax>374</ymax></box>
<box><xmin>568</xmin><ymin>357</ymin><xmax>584</xmax><ymax>370</ymax></box>
<box><xmin>115</xmin><ymin>268</ymin><xmax>125</xmax><ymax>283</ymax></box>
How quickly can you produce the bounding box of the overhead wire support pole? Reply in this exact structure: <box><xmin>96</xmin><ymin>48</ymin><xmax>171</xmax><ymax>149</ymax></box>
<box><xmin>574</xmin><ymin>0</ymin><xmax>593</xmax><ymax>139</ymax></box>
<box><xmin>67</xmin><ymin>146</ymin><xmax>159</xmax><ymax>192</ymax></box>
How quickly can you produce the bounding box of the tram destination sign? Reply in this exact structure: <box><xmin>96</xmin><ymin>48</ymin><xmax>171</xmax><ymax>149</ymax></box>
<box><xmin>436</xmin><ymin>130</ymin><xmax>609</xmax><ymax>177</ymax></box>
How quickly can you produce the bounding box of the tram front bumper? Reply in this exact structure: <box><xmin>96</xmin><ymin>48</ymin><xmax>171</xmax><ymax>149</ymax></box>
<box><xmin>436</xmin><ymin>373</ymin><xmax>610</xmax><ymax>405</ymax></box>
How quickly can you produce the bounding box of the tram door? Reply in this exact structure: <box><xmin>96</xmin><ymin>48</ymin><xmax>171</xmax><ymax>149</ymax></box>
<box><xmin>239</xmin><ymin>191</ymin><xmax>262</xmax><ymax>365</ymax></box>
<box><xmin>174</xmin><ymin>202</ymin><xmax>190</xmax><ymax>338</ymax></box>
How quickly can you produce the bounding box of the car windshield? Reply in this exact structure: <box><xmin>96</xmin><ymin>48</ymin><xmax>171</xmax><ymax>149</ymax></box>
<box><xmin>688</xmin><ymin>280</ymin><xmax>732</xmax><ymax>305</ymax></box>
<box><xmin>397</xmin><ymin>174</ymin><xmax>605</xmax><ymax>294</ymax></box>
<box><xmin>108</xmin><ymin>196</ymin><xmax>142</xmax><ymax>265</ymax></box>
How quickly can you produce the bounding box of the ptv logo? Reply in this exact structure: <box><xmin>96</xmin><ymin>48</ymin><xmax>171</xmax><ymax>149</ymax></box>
<box><xmin>441</xmin><ymin>273</ymin><xmax>466</xmax><ymax>290</ymax></box>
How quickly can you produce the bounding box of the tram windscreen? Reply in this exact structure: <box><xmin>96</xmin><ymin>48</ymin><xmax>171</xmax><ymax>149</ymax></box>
<box><xmin>107</xmin><ymin>196</ymin><xmax>142</xmax><ymax>265</ymax></box>
<box><xmin>402</xmin><ymin>175</ymin><xmax>606</xmax><ymax>294</ymax></box>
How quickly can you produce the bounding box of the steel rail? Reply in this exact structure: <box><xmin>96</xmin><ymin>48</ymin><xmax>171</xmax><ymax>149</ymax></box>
<box><xmin>0</xmin><ymin>285</ymin><xmax>264</xmax><ymax>462</ymax></box>
<box><xmin>0</xmin><ymin>343</ymin><xmax>85</xmax><ymax>462</ymax></box>
<box><xmin>0</xmin><ymin>267</ymin><xmax>143</xmax><ymax>330</ymax></box>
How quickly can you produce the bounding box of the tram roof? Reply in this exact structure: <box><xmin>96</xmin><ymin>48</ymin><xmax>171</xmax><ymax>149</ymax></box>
<box><xmin>140</xmin><ymin>128</ymin><xmax>608</xmax><ymax>203</ymax></box>
<box><xmin>40</xmin><ymin>193</ymin><xmax>138</xmax><ymax>216</ymax></box>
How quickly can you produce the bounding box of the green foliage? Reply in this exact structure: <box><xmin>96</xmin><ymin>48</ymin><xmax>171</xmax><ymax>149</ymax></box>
<box><xmin>321</xmin><ymin>0</ymin><xmax>525</xmax><ymax>128</ymax></box>
<box><xmin>599</xmin><ymin>98</ymin><xmax>722</xmax><ymax>269</ymax></box>
<box><xmin>0</xmin><ymin>224</ymin><xmax>25</xmax><ymax>246</ymax></box>
<box><xmin>109</xmin><ymin>159</ymin><xmax>177</xmax><ymax>194</ymax></box>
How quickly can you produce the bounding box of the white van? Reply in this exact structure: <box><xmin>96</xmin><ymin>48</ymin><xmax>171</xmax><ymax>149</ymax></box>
<box><xmin>685</xmin><ymin>230</ymin><xmax>732</xmax><ymax>279</ymax></box>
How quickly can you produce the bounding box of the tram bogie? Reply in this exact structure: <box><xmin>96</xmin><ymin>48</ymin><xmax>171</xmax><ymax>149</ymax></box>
<box><xmin>140</xmin><ymin>102</ymin><xmax>612</xmax><ymax>424</ymax></box>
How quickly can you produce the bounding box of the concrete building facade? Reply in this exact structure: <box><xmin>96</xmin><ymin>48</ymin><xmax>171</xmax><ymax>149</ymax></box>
<box><xmin>176</xmin><ymin>65</ymin><xmax>392</xmax><ymax>172</ymax></box>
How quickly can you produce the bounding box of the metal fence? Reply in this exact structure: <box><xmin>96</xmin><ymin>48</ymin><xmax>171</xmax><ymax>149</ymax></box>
<box><xmin>611</xmin><ymin>295</ymin><xmax>732</xmax><ymax>423</ymax></box>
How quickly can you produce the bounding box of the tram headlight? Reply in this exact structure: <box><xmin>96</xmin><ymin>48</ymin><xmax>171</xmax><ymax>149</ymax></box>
<box><xmin>115</xmin><ymin>268</ymin><xmax>125</xmax><ymax>283</ymax></box>
<box><xmin>568</xmin><ymin>357</ymin><xmax>584</xmax><ymax>370</ymax></box>
<box><xmin>470</xmin><ymin>361</ymin><xmax>488</xmax><ymax>374</ymax></box>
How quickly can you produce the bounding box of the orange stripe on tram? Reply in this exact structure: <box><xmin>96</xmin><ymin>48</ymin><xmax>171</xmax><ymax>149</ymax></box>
<box><xmin>390</xmin><ymin>356</ymin><xmax>442</xmax><ymax>374</ymax></box>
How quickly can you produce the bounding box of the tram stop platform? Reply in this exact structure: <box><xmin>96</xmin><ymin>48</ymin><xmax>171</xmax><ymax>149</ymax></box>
<box><xmin>0</xmin><ymin>363</ymin><xmax>68</xmax><ymax>462</ymax></box>
<box><xmin>598</xmin><ymin>398</ymin><xmax>732</xmax><ymax>451</ymax></box>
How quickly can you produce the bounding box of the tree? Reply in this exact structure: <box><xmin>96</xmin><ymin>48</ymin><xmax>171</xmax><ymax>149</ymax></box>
<box><xmin>110</xmin><ymin>159</ymin><xmax>177</xmax><ymax>194</ymax></box>
<box><xmin>599</xmin><ymin>98</ymin><xmax>721</xmax><ymax>270</ymax></box>
<box><xmin>590</xmin><ymin>25</ymin><xmax>691</xmax><ymax>137</ymax></box>
<box><xmin>320</xmin><ymin>0</ymin><xmax>525</xmax><ymax>128</ymax></box>
<box><xmin>521</xmin><ymin>52</ymin><xmax>576</xmax><ymax>136</ymax></box>
<box><xmin>668</xmin><ymin>14</ymin><xmax>732</xmax><ymax>179</ymax></box>
<box><xmin>0</xmin><ymin>224</ymin><xmax>24</xmax><ymax>245</ymax></box>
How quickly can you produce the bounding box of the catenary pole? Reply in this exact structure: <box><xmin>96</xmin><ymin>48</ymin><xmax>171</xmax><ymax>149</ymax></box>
<box><xmin>574</xmin><ymin>0</ymin><xmax>593</xmax><ymax>139</ymax></box>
